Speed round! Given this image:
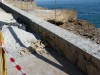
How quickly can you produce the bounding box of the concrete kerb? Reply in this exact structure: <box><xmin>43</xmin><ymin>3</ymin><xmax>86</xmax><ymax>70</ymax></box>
<box><xmin>0</xmin><ymin>2</ymin><xmax>100</xmax><ymax>75</ymax></box>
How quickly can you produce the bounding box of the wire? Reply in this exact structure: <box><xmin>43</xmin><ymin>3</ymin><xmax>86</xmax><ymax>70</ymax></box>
<box><xmin>55</xmin><ymin>0</ymin><xmax>56</xmax><ymax>25</ymax></box>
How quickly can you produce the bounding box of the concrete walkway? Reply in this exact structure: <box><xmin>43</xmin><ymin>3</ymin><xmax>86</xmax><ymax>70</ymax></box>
<box><xmin>7</xmin><ymin>48</ymin><xmax>86</xmax><ymax>75</ymax></box>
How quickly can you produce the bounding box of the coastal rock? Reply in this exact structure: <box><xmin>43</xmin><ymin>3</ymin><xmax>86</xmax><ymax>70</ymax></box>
<box><xmin>33</xmin><ymin>9</ymin><xmax>77</xmax><ymax>23</ymax></box>
<box><xmin>91</xmin><ymin>28</ymin><xmax>100</xmax><ymax>44</ymax></box>
<box><xmin>76</xmin><ymin>20</ymin><xmax>96</xmax><ymax>30</ymax></box>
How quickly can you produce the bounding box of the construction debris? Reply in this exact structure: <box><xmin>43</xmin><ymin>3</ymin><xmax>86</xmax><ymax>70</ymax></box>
<box><xmin>18</xmin><ymin>40</ymin><xmax>49</xmax><ymax>55</ymax></box>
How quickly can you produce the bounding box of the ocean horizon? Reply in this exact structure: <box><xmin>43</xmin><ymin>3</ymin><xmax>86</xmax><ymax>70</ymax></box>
<box><xmin>35</xmin><ymin>0</ymin><xmax>100</xmax><ymax>28</ymax></box>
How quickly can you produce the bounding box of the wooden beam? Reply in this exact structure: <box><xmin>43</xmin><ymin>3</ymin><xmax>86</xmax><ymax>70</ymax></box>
<box><xmin>0</xmin><ymin>32</ymin><xmax>7</xmax><ymax>75</ymax></box>
<box><xmin>3</xmin><ymin>48</ymin><xmax>7</xmax><ymax>75</ymax></box>
<box><xmin>0</xmin><ymin>48</ymin><xmax>3</xmax><ymax>75</ymax></box>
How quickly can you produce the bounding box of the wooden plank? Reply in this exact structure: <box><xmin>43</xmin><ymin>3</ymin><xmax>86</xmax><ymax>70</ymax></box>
<box><xmin>0</xmin><ymin>32</ymin><xmax>4</xmax><ymax>46</ymax></box>
<box><xmin>3</xmin><ymin>48</ymin><xmax>7</xmax><ymax>75</ymax></box>
<box><xmin>0</xmin><ymin>48</ymin><xmax>3</xmax><ymax>75</ymax></box>
<box><xmin>0</xmin><ymin>32</ymin><xmax>7</xmax><ymax>75</ymax></box>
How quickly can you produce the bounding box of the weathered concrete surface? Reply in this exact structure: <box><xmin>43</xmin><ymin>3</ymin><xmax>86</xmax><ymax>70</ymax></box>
<box><xmin>0</xmin><ymin>9</ymin><xmax>16</xmax><ymax>23</ymax></box>
<box><xmin>0</xmin><ymin>2</ymin><xmax>100</xmax><ymax>75</ymax></box>
<box><xmin>4</xmin><ymin>26</ymin><xmax>85</xmax><ymax>75</ymax></box>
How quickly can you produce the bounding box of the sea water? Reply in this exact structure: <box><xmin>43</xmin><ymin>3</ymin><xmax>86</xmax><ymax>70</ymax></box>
<box><xmin>35</xmin><ymin>0</ymin><xmax>100</xmax><ymax>28</ymax></box>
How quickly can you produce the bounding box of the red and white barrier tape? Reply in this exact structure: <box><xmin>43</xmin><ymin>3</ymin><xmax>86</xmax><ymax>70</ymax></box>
<box><xmin>4</xmin><ymin>48</ymin><xmax>27</xmax><ymax>75</ymax></box>
<box><xmin>0</xmin><ymin>34</ymin><xmax>26</xmax><ymax>75</ymax></box>
<box><xmin>3</xmin><ymin>47</ymin><xmax>27</xmax><ymax>75</ymax></box>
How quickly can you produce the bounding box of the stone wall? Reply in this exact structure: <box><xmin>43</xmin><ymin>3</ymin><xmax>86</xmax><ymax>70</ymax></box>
<box><xmin>0</xmin><ymin>2</ymin><xmax>100</xmax><ymax>75</ymax></box>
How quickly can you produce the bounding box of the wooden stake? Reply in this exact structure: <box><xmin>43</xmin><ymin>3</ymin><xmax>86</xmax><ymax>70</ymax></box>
<box><xmin>0</xmin><ymin>32</ymin><xmax>7</xmax><ymax>75</ymax></box>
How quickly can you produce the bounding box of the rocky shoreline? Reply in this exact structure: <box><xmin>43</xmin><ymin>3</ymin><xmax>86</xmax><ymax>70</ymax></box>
<box><xmin>4</xmin><ymin>0</ymin><xmax>100</xmax><ymax>45</ymax></box>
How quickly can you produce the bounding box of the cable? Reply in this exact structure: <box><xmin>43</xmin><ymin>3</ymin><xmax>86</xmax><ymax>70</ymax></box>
<box><xmin>55</xmin><ymin>0</ymin><xmax>56</xmax><ymax>25</ymax></box>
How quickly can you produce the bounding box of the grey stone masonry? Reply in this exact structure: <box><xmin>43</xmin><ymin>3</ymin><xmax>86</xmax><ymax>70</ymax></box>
<box><xmin>0</xmin><ymin>2</ymin><xmax>100</xmax><ymax>75</ymax></box>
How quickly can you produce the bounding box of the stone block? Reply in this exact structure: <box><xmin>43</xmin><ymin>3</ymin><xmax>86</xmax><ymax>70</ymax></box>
<box><xmin>54</xmin><ymin>35</ymin><xmax>60</xmax><ymax>51</ymax></box>
<box><xmin>34</xmin><ymin>24</ymin><xmax>39</xmax><ymax>32</ymax></box>
<box><xmin>59</xmin><ymin>38</ymin><xmax>66</xmax><ymax>53</ymax></box>
<box><xmin>77</xmin><ymin>54</ymin><xmax>87</xmax><ymax>72</ymax></box>
<box><xmin>30</xmin><ymin>23</ymin><xmax>39</xmax><ymax>33</ymax></box>
<box><xmin>84</xmin><ymin>52</ymin><xmax>91</xmax><ymax>61</ymax></box>
<box><xmin>91</xmin><ymin>56</ymin><xmax>100</xmax><ymax>70</ymax></box>
<box><xmin>40</xmin><ymin>27</ymin><xmax>47</xmax><ymax>39</ymax></box>
<box><xmin>69</xmin><ymin>43</ymin><xmax>76</xmax><ymax>55</ymax></box>
<box><xmin>86</xmin><ymin>63</ymin><xmax>98</xmax><ymax>75</ymax></box>
<box><xmin>38</xmin><ymin>26</ymin><xmax>43</xmax><ymax>36</ymax></box>
<box><xmin>49</xmin><ymin>33</ymin><xmax>55</xmax><ymax>42</ymax></box>
<box><xmin>75</xmin><ymin>47</ymin><xmax>85</xmax><ymax>55</ymax></box>
<box><xmin>64</xmin><ymin>42</ymin><xmax>76</xmax><ymax>64</ymax></box>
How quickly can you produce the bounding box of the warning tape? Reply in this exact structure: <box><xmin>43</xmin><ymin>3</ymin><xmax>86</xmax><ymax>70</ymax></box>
<box><xmin>3</xmin><ymin>48</ymin><xmax>26</xmax><ymax>75</ymax></box>
<box><xmin>0</xmin><ymin>32</ymin><xmax>26</xmax><ymax>75</ymax></box>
